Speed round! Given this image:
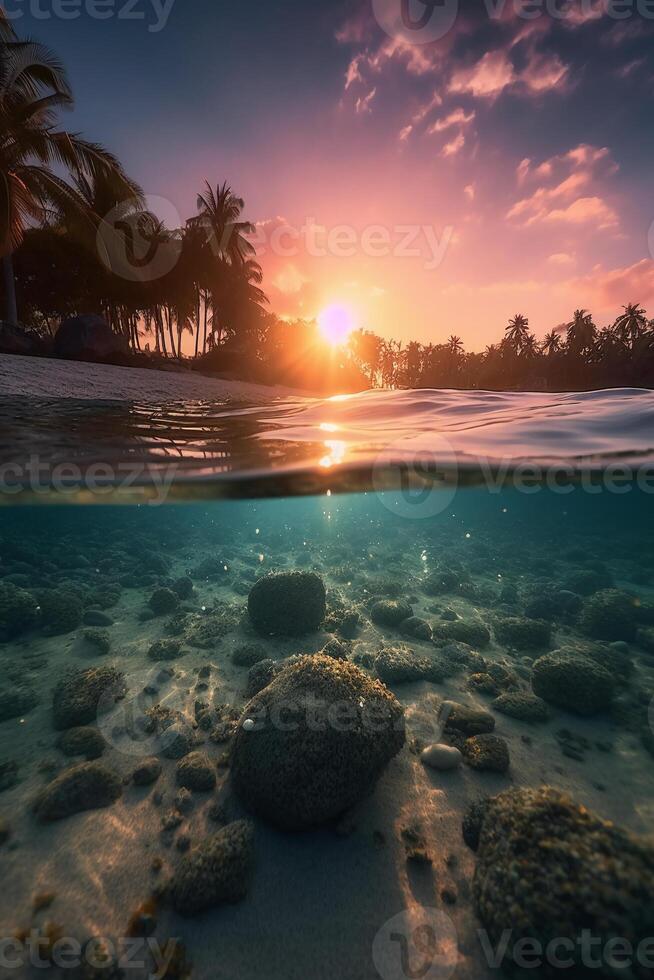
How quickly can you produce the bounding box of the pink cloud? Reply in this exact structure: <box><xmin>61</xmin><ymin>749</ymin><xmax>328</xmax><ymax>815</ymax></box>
<box><xmin>427</xmin><ymin>108</ymin><xmax>475</xmax><ymax>134</ymax></box>
<box><xmin>441</xmin><ymin>133</ymin><xmax>466</xmax><ymax>158</ymax></box>
<box><xmin>449</xmin><ymin>50</ymin><xmax>515</xmax><ymax>99</ymax></box>
<box><xmin>570</xmin><ymin>260</ymin><xmax>654</xmax><ymax>308</ymax></box>
<box><xmin>543</xmin><ymin>196</ymin><xmax>619</xmax><ymax>229</ymax></box>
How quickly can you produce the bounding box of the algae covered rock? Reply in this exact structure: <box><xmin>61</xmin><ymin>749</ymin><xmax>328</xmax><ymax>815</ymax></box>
<box><xmin>57</xmin><ymin>726</ymin><xmax>105</xmax><ymax>760</ymax></box>
<box><xmin>248</xmin><ymin>571</ymin><xmax>326</xmax><ymax>636</ymax></box>
<box><xmin>432</xmin><ymin>620</ymin><xmax>491</xmax><ymax>649</ymax></box>
<box><xmin>463</xmin><ymin>733</ymin><xmax>510</xmax><ymax>773</ymax></box>
<box><xmin>52</xmin><ymin>666</ymin><xmax>126</xmax><ymax>730</ymax></box>
<box><xmin>374</xmin><ymin>647</ymin><xmax>445</xmax><ymax>685</ymax></box>
<box><xmin>149</xmin><ymin>588</ymin><xmax>179</xmax><ymax>616</ymax></box>
<box><xmin>33</xmin><ymin>762</ymin><xmax>122</xmax><ymax>820</ymax></box>
<box><xmin>245</xmin><ymin>659</ymin><xmax>282</xmax><ymax>698</ymax></box>
<box><xmin>0</xmin><ymin>682</ymin><xmax>39</xmax><ymax>722</ymax></box>
<box><xmin>132</xmin><ymin>756</ymin><xmax>162</xmax><ymax>786</ymax></box>
<box><xmin>443</xmin><ymin>702</ymin><xmax>495</xmax><ymax>737</ymax></box>
<box><xmin>532</xmin><ymin>650</ymin><xmax>613</xmax><ymax>716</ymax></box>
<box><xmin>494</xmin><ymin>616</ymin><xmax>551</xmax><ymax>651</ymax></box>
<box><xmin>0</xmin><ymin>582</ymin><xmax>38</xmax><ymax>640</ymax></box>
<box><xmin>38</xmin><ymin>589</ymin><xmax>83</xmax><ymax>636</ymax></box>
<box><xmin>176</xmin><ymin>751</ymin><xmax>216</xmax><ymax>791</ymax></box>
<box><xmin>231</xmin><ymin>643</ymin><xmax>267</xmax><ymax>668</ymax></box>
<box><xmin>399</xmin><ymin>616</ymin><xmax>433</xmax><ymax>641</ymax></box>
<box><xmin>148</xmin><ymin>638</ymin><xmax>182</xmax><ymax>662</ymax></box>
<box><xmin>170</xmin><ymin>819</ymin><xmax>255</xmax><ymax>916</ymax></box>
<box><xmin>579</xmin><ymin>589</ymin><xmax>638</xmax><ymax>642</ymax></box>
<box><xmin>231</xmin><ymin>654</ymin><xmax>405</xmax><ymax>830</ymax></box>
<box><xmin>492</xmin><ymin>691</ymin><xmax>550</xmax><ymax>723</ymax></box>
<box><xmin>370</xmin><ymin>599</ymin><xmax>413</xmax><ymax>628</ymax></box>
<box><xmin>473</xmin><ymin>786</ymin><xmax>654</xmax><ymax>977</ymax></box>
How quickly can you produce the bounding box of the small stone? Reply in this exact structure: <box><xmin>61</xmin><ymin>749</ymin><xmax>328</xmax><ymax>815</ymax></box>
<box><xmin>420</xmin><ymin>743</ymin><xmax>463</xmax><ymax>771</ymax></box>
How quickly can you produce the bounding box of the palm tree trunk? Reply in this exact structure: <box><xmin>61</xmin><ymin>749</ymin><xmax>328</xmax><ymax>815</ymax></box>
<box><xmin>2</xmin><ymin>254</ymin><xmax>18</xmax><ymax>326</ymax></box>
<box><xmin>194</xmin><ymin>288</ymin><xmax>200</xmax><ymax>359</ymax></box>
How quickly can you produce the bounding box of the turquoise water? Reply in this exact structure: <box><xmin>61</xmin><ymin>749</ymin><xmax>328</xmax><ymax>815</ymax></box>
<box><xmin>1</xmin><ymin>390</ymin><xmax>654</xmax><ymax>978</ymax></box>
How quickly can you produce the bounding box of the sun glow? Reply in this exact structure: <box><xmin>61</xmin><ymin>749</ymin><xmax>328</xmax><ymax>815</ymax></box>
<box><xmin>317</xmin><ymin>304</ymin><xmax>356</xmax><ymax>346</ymax></box>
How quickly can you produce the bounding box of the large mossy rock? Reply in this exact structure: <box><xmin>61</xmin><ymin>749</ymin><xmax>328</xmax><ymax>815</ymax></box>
<box><xmin>473</xmin><ymin>786</ymin><xmax>654</xmax><ymax>978</ymax></box>
<box><xmin>579</xmin><ymin>589</ymin><xmax>638</xmax><ymax>642</ymax></box>
<box><xmin>52</xmin><ymin>666</ymin><xmax>126</xmax><ymax>730</ymax></box>
<box><xmin>531</xmin><ymin>650</ymin><xmax>613</xmax><ymax>716</ymax></box>
<box><xmin>247</xmin><ymin>571</ymin><xmax>326</xmax><ymax>636</ymax></box>
<box><xmin>231</xmin><ymin>655</ymin><xmax>405</xmax><ymax>829</ymax></box>
<box><xmin>170</xmin><ymin>820</ymin><xmax>255</xmax><ymax>916</ymax></box>
<box><xmin>33</xmin><ymin>762</ymin><xmax>122</xmax><ymax>821</ymax></box>
<box><xmin>0</xmin><ymin>582</ymin><xmax>38</xmax><ymax>641</ymax></box>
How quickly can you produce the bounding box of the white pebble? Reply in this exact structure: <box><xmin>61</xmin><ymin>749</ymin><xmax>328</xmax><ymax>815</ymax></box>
<box><xmin>420</xmin><ymin>743</ymin><xmax>462</xmax><ymax>771</ymax></box>
<box><xmin>243</xmin><ymin>718</ymin><xmax>255</xmax><ymax>731</ymax></box>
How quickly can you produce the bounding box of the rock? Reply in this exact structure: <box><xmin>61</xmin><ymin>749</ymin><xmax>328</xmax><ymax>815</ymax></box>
<box><xmin>57</xmin><ymin>727</ymin><xmax>105</xmax><ymax>760</ymax></box>
<box><xmin>473</xmin><ymin>787</ymin><xmax>654</xmax><ymax>976</ymax></box>
<box><xmin>637</xmin><ymin>627</ymin><xmax>654</xmax><ymax>654</ymax></box>
<box><xmin>374</xmin><ymin>647</ymin><xmax>445</xmax><ymax>684</ymax></box>
<box><xmin>432</xmin><ymin>620</ymin><xmax>491</xmax><ymax>649</ymax></box>
<box><xmin>320</xmin><ymin>637</ymin><xmax>348</xmax><ymax>661</ymax></box>
<box><xmin>231</xmin><ymin>655</ymin><xmax>405</xmax><ymax>830</ymax></box>
<box><xmin>524</xmin><ymin>591</ymin><xmax>582</xmax><ymax>621</ymax></box>
<box><xmin>176</xmin><ymin>752</ymin><xmax>216</xmax><ymax>791</ymax></box>
<box><xmin>420</xmin><ymin>743</ymin><xmax>462</xmax><ymax>771</ymax></box>
<box><xmin>563</xmin><ymin>567</ymin><xmax>612</xmax><ymax>596</ymax></box>
<box><xmin>160</xmin><ymin>722</ymin><xmax>194</xmax><ymax>760</ymax></box>
<box><xmin>0</xmin><ymin>759</ymin><xmax>19</xmax><ymax>792</ymax></box>
<box><xmin>579</xmin><ymin>589</ymin><xmax>638</xmax><ymax>642</ymax></box>
<box><xmin>246</xmin><ymin>659</ymin><xmax>282</xmax><ymax>698</ymax></box>
<box><xmin>0</xmin><ymin>818</ymin><xmax>10</xmax><ymax>844</ymax></box>
<box><xmin>53</xmin><ymin>315</ymin><xmax>129</xmax><ymax>361</ymax></box>
<box><xmin>0</xmin><ymin>683</ymin><xmax>39</xmax><ymax>722</ymax></box>
<box><xmin>494</xmin><ymin>617</ymin><xmax>551</xmax><ymax>651</ymax></box>
<box><xmin>370</xmin><ymin>599</ymin><xmax>413</xmax><ymax>628</ymax></box>
<box><xmin>132</xmin><ymin>756</ymin><xmax>162</xmax><ymax>786</ymax></box>
<box><xmin>492</xmin><ymin>691</ymin><xmax>550</xmax><ymax>723</ymax></box>
<box><xmin>463</xmin><ymin>734</ymin><xmax>510</xmax><ymax>773</ymax></box>
<box><xmin>83</xmin><ymin>610</ymin><xmax>114</xmax><ymax>627</ymax></box>
<box><xmin>248</xmin><ymin>571</ymin><xmax>326</xmax><ymax>636</ymax></box>
<box><xmin>0</xmin><ymin>582</ymin><xmax>38</xmax><ymax>640</ymax></box>
<box><xmin>38</xmin><ymin>589</ymin><xmax>83</xmax><ymax>636</ymax></box>
<box><xmin>171</xmin><ymin>576</ymin><xmax>194</xmax><ymax>600</ymax></box>
<box><xmin>462</xmin><ymin>798</ymin><xmax>490</xmax><ymax>851</ymax></box>
<box><xmin>33</xmin><ymin>762</ymin><xmax>122</xmax><ymax>820</ymax></box>
<box><xmin>52</xmin><ymin>666</ymin><xmax>126</xmax><ymax>730</ymax></box>
<box><xmin>148</xmin><ymin>639</ymin><xmax>182</xmax><ymax>662</ymax></box>
<box><xmin>444</xmin><ymin>703</ymin><xmax>495</xmax><ymax>737</ymax></box>
<box><xmin>80</xmin><ymin>629</ymin><xmax>111</xmax><ymax>656</ymax></box>
<box><xmin>148</xmin><ymin>588</ymin><xmax>179</xmax><ymax>616</ymax></box>
<box><xmin>399</xmin><ymin>616</ymin><xmax>433</xmax><ymax>641</ymax></box>
<box><xmin>170</xmin><ymin>819</ymin><xmax>255</xmax><ymax>916</ymax></box>
<box><xmin>231</xmin><ymin>643</ymin><xmax>267</xmax><ymax>668</ymax></box>
<box><xmin>532</xmin><ymin>650</ymin><xmax>613</xmax><ymax>716</ymax></box>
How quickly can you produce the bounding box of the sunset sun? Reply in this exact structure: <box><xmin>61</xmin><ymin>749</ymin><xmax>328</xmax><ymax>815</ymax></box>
<box><xmin>317</xmin><ymin>305</ymin><xmax>356</xmax><ymax>347</ymax></box>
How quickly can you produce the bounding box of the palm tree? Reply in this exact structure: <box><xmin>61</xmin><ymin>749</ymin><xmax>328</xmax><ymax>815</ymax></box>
<box><xmin>566</xmin><ymin>309</ymin><xmax>597</xmax><ymax>356</ymax></box>
<box><xmin>447</xmin><ymin>335</ymin><xmax>464</xmax><ymax>355</ymax></box>
<box><xmin>541</xmin><ymin>331</ymin><xmax>562</xmax><ymax>356</ymax></box>
<box><xmin>194</xmin><ymin>181</ymin><xmax>255</xmax><ymax>265</ymax></box>
<box><xmin>612</xmin><ymin>303</ymin><xmax>648</xmax><ymax>347</ymax></box>
<box><xmin>0</xmin><ymin>34</ymin><xmax>137</xmax><ymax>324</ymax></box>
<box><xmin>504</xmin><ymin>314</ymin><xmax>531</xmax><ymax>354</ymax></box>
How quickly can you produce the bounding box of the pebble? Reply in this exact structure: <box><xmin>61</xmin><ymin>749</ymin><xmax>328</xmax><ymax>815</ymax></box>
<box><xmin>420</xmin><ymin>743</ymin><xmax>463</xmax><ymax>771</ymax></box>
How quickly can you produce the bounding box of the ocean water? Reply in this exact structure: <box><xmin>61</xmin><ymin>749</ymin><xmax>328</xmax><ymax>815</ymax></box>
<box><xmin>1</xmin><ymin>387</ymin><xmax>654</xmax><ymax>980</ymax></box>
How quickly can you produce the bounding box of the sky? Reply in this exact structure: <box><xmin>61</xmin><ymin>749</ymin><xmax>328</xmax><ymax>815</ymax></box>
<box><xmin>9</xmin><ymin>0</ymin><xmax>654</xmax><ymax>349</ymax></box>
